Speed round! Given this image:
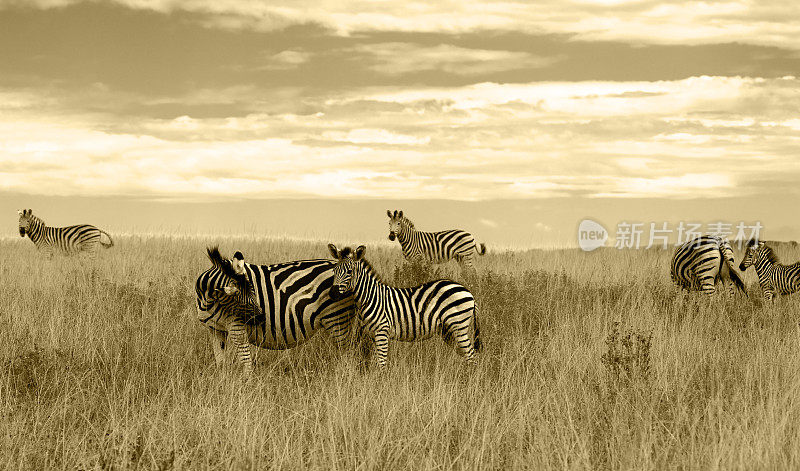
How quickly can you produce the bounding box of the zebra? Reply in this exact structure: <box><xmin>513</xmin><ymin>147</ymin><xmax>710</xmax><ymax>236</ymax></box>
<box><xmin>387</xmin><ymin>210</ymin><xmax>486</xmax><ymax>271</ymax></box>
<box><xmin>328</xmin><ymin>243</ymin><xmax>482</xmax><ymax>368</ymax></box>
<box><xmin>670</xmin><ymin>235</ymin><xmax>746</xmax><ymax>296</ymax></box>
<box><xmin>196</xmin><ymin>247</ymin><xmax>360</xmax><ymax>373</ymax></box>
<box><xmin>738</xmin><ymin>240</ymin><xmax>800</xmax><ymax>301</ymax></box>
<box><xmin>17</xmin><ymin>209</ymin><xmax>114</xmax><ymax>256</ymax></box>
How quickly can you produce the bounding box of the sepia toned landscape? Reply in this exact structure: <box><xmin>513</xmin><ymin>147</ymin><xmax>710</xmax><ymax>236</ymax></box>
<box><xmin>3</xmin><ymin>0</ymin><xmax>800</xmax><ymax>469</ymax></box>
<box><xmin>2</xmin><ymin>236</ymin><xmax>799</xmax><ymax>469</ymax></box>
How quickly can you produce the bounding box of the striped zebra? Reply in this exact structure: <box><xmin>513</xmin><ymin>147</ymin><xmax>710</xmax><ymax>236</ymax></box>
<box><xmin>670</xmin><ymin>235</ymin><xmax>745</xmax><ymax>296</ymax></box>
<box><xmin>328</xmin><ymin>244</ymin><xmax>482</xmax><ymax>368</ymax></box>
<box><xmin>17</xmin><ymin>209</ymin><xmax>113</xmax><ymax>256</ymax></box>
<box><xmin>196</xmin><ymin>247</ymin><xmax>360</xmax><ymax>373</ymax></box>
<box><xmin>738</xmin><ymin>240</ymin><xmax>800</xmax><ymax>301</ymax></box>
<box><xmin>387</xmin><ymin>210</ymin><xmax>486</xmax><ymax>271</ymax></box>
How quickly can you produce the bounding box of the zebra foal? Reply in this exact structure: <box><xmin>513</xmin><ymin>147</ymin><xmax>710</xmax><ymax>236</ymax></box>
<box><xmin>739</xmin><ymin>240</ymin><xmax>800</xmax><ymax>301</ymax></box>
<box><xmin>17</xmin><ymin>209</ymin><xmax>114</xmax><ymax>256</ymax></box>
<box><xmin>328</xmin><ymin>244</ymin><xmax>482</xmax><ymax>368</ymax></box>
<box><xmin>387</xmin><ymin>210</ymin><xmax>486</xmax><ymax>271</ymax></box>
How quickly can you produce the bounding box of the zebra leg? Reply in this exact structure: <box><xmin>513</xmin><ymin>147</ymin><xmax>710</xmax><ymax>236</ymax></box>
<box><xmin>763</xmin><ymin>289</ymin><xmax>775</xmax><ymax>302</ymax></box>
<box><xmin>699</xmin><ymin>276</ymin><xmax>716</xmax><ymax>296</ymax></box>
<box><xmin>726</xmin><ymin>279</ymin><xmax>736</xmax><ymax>297</ymax></box>
<box><xmin>228</xmin><ymin>321</ymin><xmax>253</xmax><ymax>374</ymax></box>
<box><xmin>441</xmin><ymin>323</ymin><xmax>457</xmax><ymax>349</ymax></box>
<box><xmin>209</xmin><ymin>328</ymin><xmax>228</xmax><ymax>367</ymax></box>
<box><xmin>444</xmin><ymin>317</ymin><xmax>477</xmax><ymax>364</ymax></box>
<box><xmin>373</xmin><ymin>330</ymin><xmax>390</xmax><ymax>368</ymax></box>
<box><xmin>458</xmin><ymin>255</ymin><xmax>479</xmax><ymax>281</ymax></box>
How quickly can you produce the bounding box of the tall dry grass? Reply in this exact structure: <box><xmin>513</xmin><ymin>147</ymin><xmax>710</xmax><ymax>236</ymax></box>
<box><xmin>1</xmin><ymin>236</ymin><xmax>799</xmax><ymax>470</ymax></box>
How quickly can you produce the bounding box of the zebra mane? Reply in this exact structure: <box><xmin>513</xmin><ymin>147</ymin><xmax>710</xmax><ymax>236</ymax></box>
<box><xmin>400</xmin><ymin>215</ymin><xmax>414</xmax><ymax>230</ymax></box>
<box><xmin>357</xmin><ymin>256</ymin><xmax>385</xmax><ymax>284</ymax></box>
<box><xmin>759</xmin><ymin>244</ymin><xmax>781</xmax><ymax>265</ymax></box>
<box><xmin>339</xmin><ymin>245</ymin><xmax>385</xmax><ymax>284</ymax></box>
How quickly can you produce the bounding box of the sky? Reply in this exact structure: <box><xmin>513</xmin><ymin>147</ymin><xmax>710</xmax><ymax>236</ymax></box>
<box><xmin>1</xmin><ymin>1</ymin><xmax>798</xmax><ymax>246</ymax></box>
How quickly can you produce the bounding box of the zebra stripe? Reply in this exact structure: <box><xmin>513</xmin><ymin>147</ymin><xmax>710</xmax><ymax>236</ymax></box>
<box><xmin>329</xmin><ymin>244</ymin><xmax>482</xmax><ymax>368</ymax></box>
<box><xmin>196</xmin><ymin>247</ymin><xmax>359</xmax><ymax>372</ymax></box>
<box><xmin>387</xmin><ymin>210</ymin><xmax>486</xmax><ymax>270</ymax></box>
<box><xmin>670</xmin><ymin>235</ymin><xmax>746</xmax><ymax>296</ymax></box>
<box><xmin>739</xmin><ymin>240</ymin><xmax>800</xmax><ymax>301</ymax></box>
<box><xmin>17</xmin><ymin>209</ymin><xmax>113</xmax><ymax>256</ymax></box>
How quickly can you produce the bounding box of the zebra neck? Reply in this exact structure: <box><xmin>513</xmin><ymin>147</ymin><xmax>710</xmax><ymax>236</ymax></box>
<box><xmin>395</xmin><ymin>223</ymin><xmax>416</xmax><ymax>251</ymax></box>
<box><xmin>754</xmin><ymin>256</ymin><xmax>775</xmax><ymax>280</ymax></box>
<box><xmin>26</xmin><ymin>218</ymin><xmax>46</xmax><ymax>243</ymax></box>
<box><xmin>352</xmin><ymin>262</ymin><xmax>384</xmax><ymax>300</ymax></box>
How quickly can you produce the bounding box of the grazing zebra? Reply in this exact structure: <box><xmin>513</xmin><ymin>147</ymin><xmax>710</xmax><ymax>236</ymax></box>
<box><xmin>17</xmin><ymin>209</ymin><xmax>113</xmax><ymax>256</ymax></box>
<box><xmin>670</xmin><ymin>235</ymin><xmax>746</xmax><ymax>296</ymax></box>
<box><xmin>328</xmin><ymin>244</ymin><xmax>482</xmax><ymax>368</ymax></box>
<box><xmin>196</xmin><ymin>247</ymin><xmax>360</xmax><ymax>373</ymax></box>
<box><xmin>738</xmin><ymin>240</ymin><xmax>800</xmax><ymax>301</ymax></box>
<box><xmin>387</xmin><ymin>210</ymin><xmax>486</xmax><ymax>271</ymax></box>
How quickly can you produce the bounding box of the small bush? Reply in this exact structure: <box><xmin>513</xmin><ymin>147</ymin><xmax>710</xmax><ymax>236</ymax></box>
<box><xmin>601</xmin><ymin>322</ymin><xmax>653</xmax><ymax>383</ymax></box>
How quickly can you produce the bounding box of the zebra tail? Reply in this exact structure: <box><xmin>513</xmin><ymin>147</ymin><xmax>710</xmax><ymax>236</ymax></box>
<box><xmin>476</xmin><ymin>242</ymin><xmax>487</xmax><ymax>256</ymax></box>
<box><xmin>473</xmin><ymin>305</ymin><xmax>483</xmax><ymax>353</ymax></box>
<box><xmin>98</xmin><ymin>229</ymin><xmax>114</xmax><ymax>248</ymax></box>
<box><xmin>727</xmin><ymin>261</ymin><xmax>747</xmax><ymax>296</ymax></box>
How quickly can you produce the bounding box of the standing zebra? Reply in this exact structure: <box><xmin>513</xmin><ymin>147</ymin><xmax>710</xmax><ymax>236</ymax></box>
<box><xmin>387</xmin><ymin>210</ymin><xmax>486</xmax><ymax>271</ymax></box>
<box><xmin>17</xmin><ymin>209</ymin><xmax>113</xmax><ymax>256</ymax></box>
<box><xmin>670</xmin><ymin>235</ymin><xmax>745</xmax><ymax>296</ymax></box>
<box><xmin>196</xmin><ymin>247</ymin><xmax>360</xmax><ymax>373</ymax></box>
<box><xmin>328</xmin><ymin>244</ymin><xmax>482</xmax><ymax>368</ymax></box>
<box><xmin>738</xmin><ymin>240</ymin><xmax>800</xmax><ymax>301</ymax></box>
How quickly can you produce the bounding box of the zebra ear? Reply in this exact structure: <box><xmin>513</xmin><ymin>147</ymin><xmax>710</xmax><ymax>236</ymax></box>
<box><xmin>354</xmin><ymin>245</ymin><xmax>366</xmax><ymax>260</ymax></box>
<box><xmin>17</xmin><ymin>209</ymin><xmax>23</xmax><ymax>216</ymax></box>
<box><xmin>386</xmin><ymin>210</ymin><xmax>392</xmax><ymax>218</ymax></box>
<box><xmin>398</xmin><ymin>210</ymin><xmax>403</xmax><ymax>218</ymax></box>
<box><xmin>231</xmin><ymin>256</ymin><xmax>245</xmax><ymax>275</ymax></box>
<box><xmin>328</xmin><ymin>243</ymin><xmax>340</xmax><ymax>259</ymax></box>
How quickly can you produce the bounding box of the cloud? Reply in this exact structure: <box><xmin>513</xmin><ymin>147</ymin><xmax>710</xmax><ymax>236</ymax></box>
<box><xmin>3</xmin><ymin>0</ymin><xmax>799</xmax><ymax>49</ymax></box>
<box><xmin>349</xmin><ymin>43</ymin><xmax>562</xmax><ymax>75</ymax></box>
<box><xmin>259</xmin><ymin>49</ymin><xmax>313</xmax><ymax>70</ymax></box>
<box><xmin>0</xmin><ymin>76</ymin><xmax>798</xmax><ymax>200</ymax></box>
<box><xmin>322</xmin><ymin>128</ymin><xmax>430</xmax><ymax>146</ymax></box>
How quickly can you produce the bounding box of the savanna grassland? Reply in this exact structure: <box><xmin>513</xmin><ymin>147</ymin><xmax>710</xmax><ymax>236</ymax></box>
<box><xmin>1</xmin><ymin>236</ymin><xmax>800</xmax><ymax>470</ymax></box>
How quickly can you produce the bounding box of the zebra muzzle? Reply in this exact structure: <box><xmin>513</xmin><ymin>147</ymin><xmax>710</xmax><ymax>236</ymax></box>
<box><xmin>388</xmin><ymin>233</ymin><xmax>396</xmax><ymax>241</ymax></box>
<box><xmin>18</xmin><ymin>228</ymin><xmax>25</xmax><ymax>237</ymax></box>
<box><xmin>330</xmin><ymin>285</ymin><xmax>345</xmax><ymax>301</ymax></box>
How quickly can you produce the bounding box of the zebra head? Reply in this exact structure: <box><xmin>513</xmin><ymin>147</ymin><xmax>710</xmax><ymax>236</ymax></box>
<box><xmin>17</xmin><ymin>209</ymin><xmax>33</xmax><ymax>237</ymax></box>
<box><xmin>739</xmin><ymin>239</ymin><xmax>765</xmax><ymax>271</ymax></box>
<box><xmin>203</xmin><ymin>247</ymin><xmax>262</xmax><ymax>320</ymax></box>
<box><xmin>387</xmin><ymin>209</ymin><xmax>404</xmax><ymax>241</ymax></box>
<box><xmin>328</xmin><ymin>243</ymin><xmax>366</xmax><ymax>300</ymax></box>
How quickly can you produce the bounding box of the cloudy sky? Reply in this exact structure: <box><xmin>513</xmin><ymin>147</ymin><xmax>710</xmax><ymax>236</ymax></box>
<box><xmin>1</xmin><ymin>1</ymin><xmax>798</xmax><ymax>245</ymax></box>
